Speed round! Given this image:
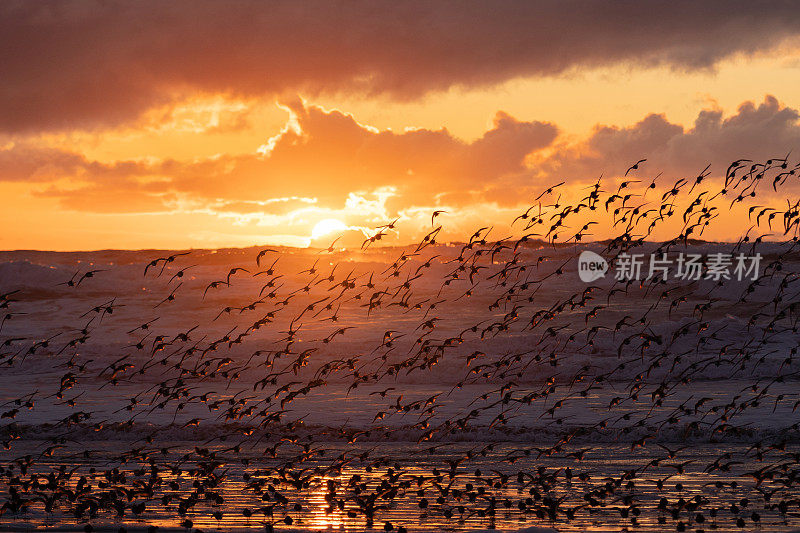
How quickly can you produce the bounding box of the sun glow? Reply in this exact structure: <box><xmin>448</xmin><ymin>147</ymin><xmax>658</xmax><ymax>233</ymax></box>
<box><xmin>311</xmin><ymin>218</ymin><xmax>348</xmax><ymax>240</ymax></box>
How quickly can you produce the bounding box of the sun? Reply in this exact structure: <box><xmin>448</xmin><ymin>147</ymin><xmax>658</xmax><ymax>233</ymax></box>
<box><xmin>311</xmin><ymin>218</ymin><xmax>348</xmax><ymax>240</ymax></box>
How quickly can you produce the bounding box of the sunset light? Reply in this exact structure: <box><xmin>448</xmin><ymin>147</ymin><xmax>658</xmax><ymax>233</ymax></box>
<box><xmin>310</xmin><ymin>218</ymin><xmax>348</xmax><ymax>241</ymax></box>
<box><xmin>3</xmin><ymin>4</ymin><xmax>800</xmax><ymax>533</ymax></box>
<box><xmin>0</xmin><ymin>3</ymin><xmax>798</xmax><ymax>250</ymax></box>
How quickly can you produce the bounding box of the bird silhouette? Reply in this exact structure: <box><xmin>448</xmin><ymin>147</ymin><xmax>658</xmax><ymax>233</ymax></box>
<box><xmin>2</xmin><ymin>155</ymin><xmax>800</xmax><ymax>533</ymax></box>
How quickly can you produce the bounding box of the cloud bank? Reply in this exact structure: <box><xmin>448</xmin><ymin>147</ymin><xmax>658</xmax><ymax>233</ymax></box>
<box><xmin>0</xmin><ymin>96</ymin><xmax>795</xmax><ymax>220</ymax></box>
<box><xmin>2</xmin><ymin>1</ymin><xmax>800</xmax><ymax>132</ymax></box>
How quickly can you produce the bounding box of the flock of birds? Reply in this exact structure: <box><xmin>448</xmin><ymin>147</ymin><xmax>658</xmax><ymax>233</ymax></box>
<box><xmin>0</xmin><ymin>156</ymin><xmax>800</xmax><ymax>532</ymax></box>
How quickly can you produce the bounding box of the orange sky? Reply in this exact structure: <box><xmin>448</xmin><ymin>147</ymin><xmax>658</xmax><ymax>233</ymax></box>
<box><xmin>3</xmin><ymin>2</ymin><xmax>800</xmax><ymax>250</ymax></box>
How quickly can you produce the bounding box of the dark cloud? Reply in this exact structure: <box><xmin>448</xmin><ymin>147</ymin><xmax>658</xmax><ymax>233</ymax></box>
<box><xmin>2</xmin><ymin>1</ymin><xmax>800</xmax><ymax>132</ymax></box>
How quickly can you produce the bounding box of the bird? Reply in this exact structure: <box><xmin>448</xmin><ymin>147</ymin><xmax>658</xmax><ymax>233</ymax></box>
<box><xmin>1</xmin><ymin>153</ymin><xmax>799</xmax><ymax>533</ymax></box>
<box><xmin>624</xmin><ymin>159</ymin><xmax>646</xmax><ymax>176</ymax></box>
<box><xmin>256</xmin><ymin>248</ymin><xmax>278</xmax><ymax>267</ymax></box>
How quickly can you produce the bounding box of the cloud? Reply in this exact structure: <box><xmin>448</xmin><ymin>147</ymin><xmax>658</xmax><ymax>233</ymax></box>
<box><xmin>6</xmin><ymin>95</ymin><xmax>800</xmax><ymax>235</ymax></box>
<box><xmin>214</xmin><ymin>198</ymin><xmax>318</xmax><ymax>216</ymax></box>
<box><xmin>535</xmin><ymin>95</ymin><xmax>800</xmax><ymax>181</ymax></box>
<box><xmin>0</xmin><ymin>142</ymin><xmax>147</xmax><ymax>182</ymax></box>
<box><xmin>18</xmin><ymin>101</ymin><xmax>558</xmax><ymax>213</ymax></box>
<box><xmin>2</xmin><ymin>1</ymin><xmax>800</xmax><ymax>132</ymax></box>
